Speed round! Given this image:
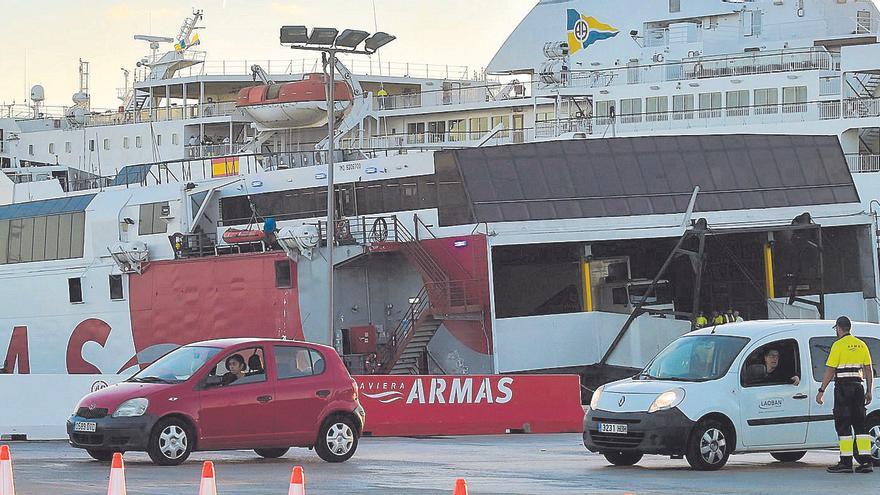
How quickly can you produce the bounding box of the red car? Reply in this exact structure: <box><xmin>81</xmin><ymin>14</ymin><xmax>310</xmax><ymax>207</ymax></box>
<box><xmin>67</xmin><ymin>338</ymin><xmax>365</xmax><ymax>466</ymax></box>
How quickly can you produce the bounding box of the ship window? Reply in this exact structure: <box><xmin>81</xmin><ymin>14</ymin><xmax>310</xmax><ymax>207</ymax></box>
<box><xmin>28</xmin><ymin>145</ymin><xmax>34</xmax><ymax>156</ymax></box>
<box><xmin>70</xmin><ymin>212</ymin><xmax>85</xmax><ymax>258</ymax></box>
<box><xmin>490</xmin><ymin>115</ymin><xmax>510</xmax><ymax>138</ymax></box>
<box><xmin>109</xmin><ymin>275</ymin><xmax>124</xmax><ymax>300</ymax></box>
<box><xmin>782</xmin><ymin>85</ymin><xmax>807</xmax><ymax>113</ymax></box>
<box><xmin>57</xmin><ymin>214</ymin><xmax>72</xmax><ymax>259</ymax></box>
<box><xmin>266</xmin><ymin>85</ymin><xmax>282</xmax><ymax>100</ymax></box>
<box><xmin>0</xmin><ymin>220</ymin><xmax>8</xmax><ymax>264</ymax></box>
<box><xmin>620</xmin><ymin>98</ymin><xmax>642</xmax><ymax>123</ymax></box>
<box><xmin>103</xmin><ymin>139</ymin><xmax>110</xmax><ymax>151</ymax></box>
<box><xmin>754</xmin><ymin>88</ymin><xmax>778</xmax><ymax>115</ymax></box>
<box><xmin>65</xmin><ymin>142</ymin><xmax>72</xmax><ymax>153</ymax></box>
<box><xmin>48</xmin><ymin>143</ymin><xmax>55</xmax><ymax>154</ymax></box>
<box><xmin>698</xmin><ymin>92</ymin><xmax>722</xmax><ymax>118</ymax></box>
<box><xmin>594</xmin><ymin>100</ymin><xmax>615</xmax><ymax>125</ymax></box>
<box><xmin>69</xmin><ymin>277</ymin><xmax>83</xmax><ymax>304</ymax></box>
<box><xmin>136</xmin><ymin>136</ymin><xmax>143</xmax><ymax>148</ymax></box>
<box><xmin>669</xmin><ymin>0</ymin><xmax>680</xmax><ymax>13</ymax></box>
<box><xmin>275</xmin><ymin>260</ymin><xmax>292</xmax><ymax>288</ymax></box>
<box><xmin>157</xmin><ymin>135</ymin><xmax>163</xmax><ymax>146</ymax></box>
<box><xmin>89</xmin><ymin>140</ymin><xmax>95</xmax><ymax>152</ymax></box>
<box><xmin>172</xmin><ymin>133</ymin><xmax>179</xmax><ymax>145</ymax></box>
<box><xmin>31</xmin><ymin>216</ymin><xmax>47</xmax><ymax>262</ymax></box>
<box><xmin>447</xmin><ymin>119</ymin><xmax>466</xmax><ymax>142</ymax></box>
<box><xmin>44</xmin><ymin>215</ymin><xmax>59</xmax><ymax>260</ymax></box>
<box><xmin>138</xmin><ymin>202</ymin><xmax>169</xmax><ymax>235</ymax></box>
<box><xmin>646</xmin><ymin>96</ymin><xmax>668</xmax><ymax>122</ymax></box>
<box><xmin>468</xmin><ymin>117</ymin><xmax>489</xmax><ymax>140</ymax></box>
<box><xmin>726</xmin><ymin>90</ymin><xmax>750</xmax><ymax>116</ymax></box>
<box><xmin>123</xmin><ymin>137</ymin><xmax>130</xmax><ymax>149</ymax></box>
<box><xmin>18</xmin><ymin>217</ymin><xmax>34</xmax><ymax>263</ymax></box>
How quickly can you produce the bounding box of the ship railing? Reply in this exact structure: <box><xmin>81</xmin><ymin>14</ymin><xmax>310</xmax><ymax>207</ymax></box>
<box><xmin>565</xmin><ymin>48</ymin><xmax>833</xmax><ymax>89</ymax></box>
<box><xmin>846</xmin><ymin>154</ymin><xmax>880</xmax><ymax>174</ymax></box>
<box><xmin>165</xmin><ymin>57</ymin><xmax>472</xmax><ymax>80</ymax></box>
<box><xmin>374</xmin><ymin>83</ymin><xmax>526</xmax><ymax>111</ymax></box>
<box><xmin>81</xmin><ymin>101</ymin><xmax>240</xmax><ymax>127</ymax></box>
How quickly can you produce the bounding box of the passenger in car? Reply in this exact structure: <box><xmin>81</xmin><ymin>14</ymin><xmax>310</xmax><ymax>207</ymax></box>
<box><xmin>222</xmin><ymin>354</ymin><xmax>247</xmax><ymax>385</ymax></box>
<box><xmin>247</xmin><ymin>354</ymin><xmax>264</xmax><ymax>375</ymax></box>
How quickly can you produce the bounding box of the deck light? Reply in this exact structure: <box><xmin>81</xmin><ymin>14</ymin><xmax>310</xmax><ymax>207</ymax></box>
<box><xmin>364</xmin><ymin>32</ymin><xmax>396</xmax><ymax>52</ymax></box>
<box><xmin>335</xmin><ymin>29</ymin><xmax>370</xmax><ymax>49</ymax></box>
<box><xmin>279</xmin><ymin>25</ymin><xmax>309</xmax><ymax>44</ymax></box>
<box><xmin>308</xmin><ymin>27</ymin><xmax>339</xmax><ymax>46</ymax></box>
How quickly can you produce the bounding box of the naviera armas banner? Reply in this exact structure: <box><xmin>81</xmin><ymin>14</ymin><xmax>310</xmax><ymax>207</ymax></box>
<box><xmin>353</xmin><ymin>374</ymin><xmax>584</xmax><ymax>436</ymax></box>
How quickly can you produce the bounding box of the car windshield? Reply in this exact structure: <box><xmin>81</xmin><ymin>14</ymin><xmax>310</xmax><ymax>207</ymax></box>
<box><xmin>129</xmin><ymin>346</ymin><xmax>221</xmax><ymax>383</ymax></box>
<box><xmin>641</xmin><ymin>335</ymin><xmax>749</xmax><ymax>382</ymax></box>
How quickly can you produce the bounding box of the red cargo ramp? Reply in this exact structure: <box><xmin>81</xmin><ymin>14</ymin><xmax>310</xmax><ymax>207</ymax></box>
<box><xmin>354</xmin><ymin>374</ymin><xmax>583</xmax><ymax>436</ymax></box>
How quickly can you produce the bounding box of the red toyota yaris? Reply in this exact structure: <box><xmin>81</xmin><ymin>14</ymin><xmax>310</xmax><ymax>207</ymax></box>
<box><xmin>67</xmin><ymin>338</ymin><xmax>365</xmax><ymax>466</ymax></box>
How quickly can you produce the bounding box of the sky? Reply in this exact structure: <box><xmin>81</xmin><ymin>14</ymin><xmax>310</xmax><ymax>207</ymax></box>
<box><xmin>0</xmin><ymin>0</ymin><xmax>537</xmax><ymax>108</ymax></box>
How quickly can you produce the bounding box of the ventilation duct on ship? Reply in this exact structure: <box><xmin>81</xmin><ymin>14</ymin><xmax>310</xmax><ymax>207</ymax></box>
<box><xmin>277</xmin><ymin>224</ymin><xmax>320</xmax><ymax>261</ymax></box>
<box><xmin>108</xmin><ymin>241</ymin><xmax>150</xmax><ymax>274</ymax></box>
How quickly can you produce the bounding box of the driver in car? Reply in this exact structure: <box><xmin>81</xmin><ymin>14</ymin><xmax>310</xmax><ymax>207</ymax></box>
<box><xmin>222</xmin><ymin>354</ymin><xmax>247</xmax><ymax>385</ymax></box>
<box><xmin>761</xmin><ymin>348</ymin><xmax>800</xmax><ymax>386</ymax></box>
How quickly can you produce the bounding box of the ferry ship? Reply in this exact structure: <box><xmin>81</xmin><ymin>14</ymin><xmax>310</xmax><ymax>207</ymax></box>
<box><xmin>3</xmin><ymin>1</ymin><xmax>880</xmax><ymax>437</ymax></box>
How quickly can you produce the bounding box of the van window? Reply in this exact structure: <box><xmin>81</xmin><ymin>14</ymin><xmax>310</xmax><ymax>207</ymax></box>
<box><xmin>642</xmin><ymin>335</ymin><xmax>749</xmax><ymax>382</ymax></box>
<box><xmin>810</xmin><ymin>336</ymin><xmax>880</xmax><ymax>381</ymax></box>
<box><xmin>274</xmin><ymin>346</ymin><xmax>324</xmax><ymax>379</ymax></box>
<box><xmin>740</xmin><ymin>339</ymin><xmax>801</xmax><ymax>387</ymax></box>
<box><xmin>211</xmin><ymin>347</ymin><xmax>266</xmax><ymax>387</ymax></box>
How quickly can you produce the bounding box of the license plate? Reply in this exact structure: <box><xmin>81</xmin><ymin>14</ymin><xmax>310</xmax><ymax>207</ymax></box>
<box><xmin>74</xmin><ymin>422</ymin><xmax>97</xmax><ymax>433</ymax></box>
<box><xmin>599</xmin><ymin>423</ymin><xmax>628</xmax><ymax>434</ymax></box>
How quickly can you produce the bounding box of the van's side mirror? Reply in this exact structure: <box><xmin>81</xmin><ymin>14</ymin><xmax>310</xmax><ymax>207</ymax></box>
<box><xmin>203</xmin><ymin>375</ymin><xmax>223</xmax><ymax>389</ymax></box>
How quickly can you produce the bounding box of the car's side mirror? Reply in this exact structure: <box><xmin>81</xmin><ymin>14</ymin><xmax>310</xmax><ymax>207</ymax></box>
<box><xmin>202</xmin><ymin>375</ymin><xmax>223</xmax><ymax>389</ymax></box>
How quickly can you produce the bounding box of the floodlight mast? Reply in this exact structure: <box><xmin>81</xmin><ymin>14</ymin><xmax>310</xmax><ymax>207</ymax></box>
<box><xmin>279</xmin><ymin>26</ymin><xmax>395</xmax><ymax>351</ymax></box>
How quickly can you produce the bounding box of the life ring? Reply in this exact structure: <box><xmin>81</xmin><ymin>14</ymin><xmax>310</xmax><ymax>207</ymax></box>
<box><xmin>370</xmin><ymin>217</ymin><xmax>389</xmax><ymax>243</ymax></box>
<box><xmin>335</xmin><ymin>219</ymin><xmax>352</xmax><ymax>240</ymax></box>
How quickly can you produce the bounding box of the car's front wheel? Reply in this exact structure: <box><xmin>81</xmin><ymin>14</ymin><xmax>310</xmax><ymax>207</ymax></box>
<box><xmin>86</xmin><ymin>449</ymin><xmax>116</xmax><ymax>462</ymax></box>
<box><xmin>603</xmin><ymin>451</ymin><xmax>643</xmax><ymax>466</ymax></box>
<box><xmin>685</xmin><ymin>419</ymin><xmax>732</xmax><ymax>471</ymax></box>
<box><xmin>771</xmin><ymin>451</ymin><xmax>806</xmax><ymax>462</ymax></box>
<box><xmin>147</xmin><ymin>418</ymin><xmax>193</xmax><ymax>466</ymax></box>
<box><xmin>254</xmin><ymin>448</ymin><xmax>289</xmax><ymax>459</ymax></box>
<box><xmin>315</xmin><ymin>416</ymin><xmax>359</xmax><ymax>463</ymax></box>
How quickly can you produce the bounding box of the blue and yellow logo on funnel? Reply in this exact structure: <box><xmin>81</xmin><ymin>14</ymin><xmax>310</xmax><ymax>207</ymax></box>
<box><xmin>567</xmin><ymin>9</ymin><xmax>618</xmax><ymax>54</ymax></box>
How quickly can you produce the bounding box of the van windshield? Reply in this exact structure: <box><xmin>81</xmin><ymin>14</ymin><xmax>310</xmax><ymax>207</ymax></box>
<box><xmin>129</xmin><ymin>346</ymin><xmax>221</xmax><ymax>383</ymax></box>
<box><xmin>641</xmin><ymin>335</ymin><xmax>749</xmax><ymax>382</ymax></box>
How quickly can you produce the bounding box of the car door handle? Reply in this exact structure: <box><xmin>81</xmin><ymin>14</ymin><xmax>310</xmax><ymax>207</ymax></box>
<box><xmin>316</xmin><ymin>390</ymin><xmax>331</xmax><ymax>398</ymax></box>
<box><xmin>792</xmin><ymin>393</ymin><xmax>808</xmax><ymax>400</ymax></box>
<box><xmin>257</xmin><ymin>395</ymin><xmax>273</xmax><ymax>403</ymax></box>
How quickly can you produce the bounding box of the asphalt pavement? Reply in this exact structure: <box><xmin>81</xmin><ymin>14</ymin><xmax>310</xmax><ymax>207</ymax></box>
<box><xmin>3</xmin><ymin>434</ymin><xmax>877</xmax><ymax>495</ymax></box>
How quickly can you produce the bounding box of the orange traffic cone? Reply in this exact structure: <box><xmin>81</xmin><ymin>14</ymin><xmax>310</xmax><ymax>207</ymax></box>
<box><xmin>453</xmin><ymin>478</ymin><xmax>468</xmax><ymax>495</ymax></box>
<box><xmin>288</xmin><ymin>466</ymin><xmax>305</xmax><ymax>495</ymax></box>
<box><xmin>1</xmin><ymin>445</ymin><xmax>14</xmax><ymax>495</ymax></box>
<box><xmin>199</xmin><ymin>461</ymin><xmax>217</xmax><ymax>495</ymax></box>
<box><xmin>107</xmin><ymin>453</ymin><xmax>126</xmax><ymax>495</ymax></box>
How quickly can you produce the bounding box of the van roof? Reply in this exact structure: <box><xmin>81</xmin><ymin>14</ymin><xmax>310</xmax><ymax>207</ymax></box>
<box><xmin>185</xmin><ymin>337</ymin><xmax>329</xmax><ymax>350</ymax></box>
<box><xmin>688</xmin><ymin>319</ymin><xmax>880</xmax><ymax>339</ymax></box>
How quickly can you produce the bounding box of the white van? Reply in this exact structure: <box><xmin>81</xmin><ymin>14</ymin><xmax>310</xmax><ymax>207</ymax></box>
<box><xmin>583</xmin><ymin>320</ymin><xmax>880</xmax><ymax>470</ymax></box>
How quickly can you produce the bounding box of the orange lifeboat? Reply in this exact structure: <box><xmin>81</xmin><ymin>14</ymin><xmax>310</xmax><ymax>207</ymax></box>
<box><xmin>222</xmin><ymin>228</ymin><xmax>267</xmax><ymax>244</ymax></box>
<box><xmin>236</xmin><ymin>74</ymin><xmax>354</xmax><ymax>129</ymax></box>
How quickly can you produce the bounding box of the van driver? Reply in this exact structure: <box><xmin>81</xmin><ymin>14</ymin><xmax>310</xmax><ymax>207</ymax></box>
<box><xmin>761</xmin><ymin>348</ymin><xmax>800</xmax><ymax>386</ymax></box>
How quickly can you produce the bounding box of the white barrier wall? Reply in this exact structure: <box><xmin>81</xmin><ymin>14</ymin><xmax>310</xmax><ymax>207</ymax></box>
<box><xmin>0</xmin><ymin>374</ymin><xmax>123</xmax><ymax>440</ymax></box>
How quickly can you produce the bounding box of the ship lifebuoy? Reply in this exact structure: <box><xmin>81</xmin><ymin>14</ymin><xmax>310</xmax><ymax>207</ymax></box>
<box><xmin>370</xmin><ymin>217</ymin><xmax>389</xmax><ymax>243</ymax></box>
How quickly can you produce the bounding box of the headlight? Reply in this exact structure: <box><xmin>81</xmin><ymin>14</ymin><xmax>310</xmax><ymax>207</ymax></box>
<box><xmin>112</xmin><ymin>398</ymin><xmax>149</xmax><ymax>418</ymax></box>
<box><xmin>648</xmin><ymin>388</ymin><xmax>685</xmax><ymax>413</ymax></box>
<box><xmin>590</xmin><ymin>385</ymin><xmax>605</xmax><ymax>410</ymax></box>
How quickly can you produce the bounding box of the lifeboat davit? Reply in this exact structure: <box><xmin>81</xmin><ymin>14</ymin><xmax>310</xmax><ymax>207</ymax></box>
<box><xmin>222</xmin><ymin>228</ymin><xmax>267</xmax><ymax>244</ymax></box>
<box><xmin>236</xmin><ymin>74</ymin><xmax>354</xmax><ymax>129</ymax></box>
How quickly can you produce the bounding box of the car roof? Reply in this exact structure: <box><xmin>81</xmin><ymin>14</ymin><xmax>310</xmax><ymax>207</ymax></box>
<box><xmin>185</xmin><ymin>338</ymin><xmax>330</xmax><ymax>350</ymax></box>
<box><xmin>688</xmin><ymin>319</ymin><xmax>880</xmax><ymax>339</ymax></box>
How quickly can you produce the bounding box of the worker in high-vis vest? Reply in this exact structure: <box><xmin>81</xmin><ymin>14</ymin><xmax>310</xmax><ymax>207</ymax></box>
<box><xmin>695</xmin><ymin>312</ymin><xmax>708</xmax><ymax>329</ymax></box>
<box><xmin>817</xmin><ymin>316</ymin><xmax>874</xmax><ymax>473</ymax></box>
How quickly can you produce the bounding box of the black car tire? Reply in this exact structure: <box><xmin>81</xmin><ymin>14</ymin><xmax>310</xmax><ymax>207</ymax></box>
<box><xmin>771</xmin><ymin>451</ymin><xmax>807</xmax><ymax>462</ymax></box>
<box><xmin>685</xmin><ymin>418</ymin><xmax>732</xmax><ymax>471</ymax></box>
<box><xmin>254</xmin><ymin>448</ymin><xmax>289</xmax><ymax>459</ymax></box>
<box><xmin>603</xmin><ymin>451</ymin><xmax>643</xmax><ymax>466</ymax></box>
<box><xmin>315</xmin><ymin>416</ymin><xmax>359</xmax><ymax>463</ymax></box>
<box><xmin>147</xmin><ymin>417</ymin><xmax>193</xmax><ymax>466</ymax></box>
<box><xmin>86</xmin><ymin>449</ymin><xmax>116</xmax><ymax>462</ymax></box>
